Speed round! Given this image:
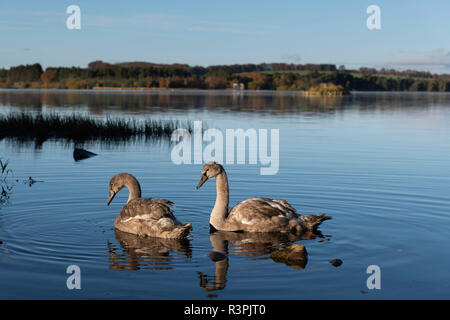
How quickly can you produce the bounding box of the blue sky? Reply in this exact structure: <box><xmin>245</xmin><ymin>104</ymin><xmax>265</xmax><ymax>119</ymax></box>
<box><xmin>0</xmin><ymin>0</ymin><xmax>449</xmax><ymax>73</ymax></box>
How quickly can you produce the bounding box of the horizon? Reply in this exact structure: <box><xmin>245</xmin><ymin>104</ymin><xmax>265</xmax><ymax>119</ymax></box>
<box><xmin>2</xmin><ymin>60</ymin><xmax>449</xmax><ymax>77</ymax></box>
<box><xmin>0</xmin><ymin>1</ymin><xmax>449</xmax><ymax>73</ymax></box>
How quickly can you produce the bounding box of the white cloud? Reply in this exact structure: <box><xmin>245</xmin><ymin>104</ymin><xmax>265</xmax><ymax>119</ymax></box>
<box><xmin>383</xmin><ymin>49</ymin><xmax>450</xmax><ymax>74</ymax></box>
<box><xmin>281</xmin><ymin>54</ymin><xmax>302</xmax><ymax>63</ymax></box>
<box><xmin>83</xmin><ymin>13</ymin><xmax>181</xmax><ymax>29</ymax></box>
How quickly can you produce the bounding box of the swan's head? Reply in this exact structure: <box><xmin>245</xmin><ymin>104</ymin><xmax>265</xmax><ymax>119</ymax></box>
<box><xmin>107</xmin><ymin>173</ymin><xmax>133</xmax><ymax>206</ymax></box>
<box><xmin>196</xmin><ymin>162</ymin><xmax>224</xmax><ymax>189</ymax></box>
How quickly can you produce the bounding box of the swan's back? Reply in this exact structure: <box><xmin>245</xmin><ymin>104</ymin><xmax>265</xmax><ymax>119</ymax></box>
<box><xmin>226</xmin><ymin>197</ymin><xmax>297</xmax><ymax>232</ymax></box>
<box><xmin>227</xmin><ymin>197</ymin><xmax>330</xmax><ymax>233</ymax></box>
<box><xmin>120</xmin><ymin>198</ymin><xmax>177</xmax><ymax>222</ymax></box>
<box><xmin>115</xmin><ymin>198</ymin><xmax>192</xmax><ymax>238</ymax></box>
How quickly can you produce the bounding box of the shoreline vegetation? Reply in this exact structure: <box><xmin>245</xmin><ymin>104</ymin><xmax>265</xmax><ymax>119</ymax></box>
<box><xmin>301</xmin><ymin>83</ymin><xmax>350</xmax><ymax>96</ymax></box>
<box><xmin>0</xmin><ymin>61</ymin><xmax>449</xmax><ymax>93</ymax></box>
<box><xmin>0</xmin><ymin>112</ymin><xmax>194</xmax><ymax>145</ymax></box>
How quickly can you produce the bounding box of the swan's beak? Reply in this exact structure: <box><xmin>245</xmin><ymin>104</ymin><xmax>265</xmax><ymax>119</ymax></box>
<box><xmin>107</xmin><ymin>190</ymin><xmax>116</xmax><ymax>206</ymax></box>
<box><xmin>196</xmin><ymin>175</ymin><xmax>208</xmax><ymax>189</ymax></box>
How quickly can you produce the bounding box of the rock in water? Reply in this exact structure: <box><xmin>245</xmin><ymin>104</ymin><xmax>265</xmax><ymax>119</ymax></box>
<box><xmin>270</xmin><ymin>244</ymin><xmax>308</xmax><ymax>269</ymax></box>
<box><xmin>73</xmin><ymin>148</ymin><xmax>97</xmax><ymax>161</ymax></box>
<box><xmin>330</xmin><ymin>258</ymin><xmax>343</xmax><ymax>267</ymax></box>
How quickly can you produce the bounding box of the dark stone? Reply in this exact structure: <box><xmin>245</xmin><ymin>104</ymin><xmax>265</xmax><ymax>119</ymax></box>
<box><xmin>330</xmin><ymin>258</ymin><xmax>343</xmax><ymax>267</ymax></box>
<box><xmin>73</xmin><ymin>148</ymin><xmax>97</xmax><ymax>161</ymax></box>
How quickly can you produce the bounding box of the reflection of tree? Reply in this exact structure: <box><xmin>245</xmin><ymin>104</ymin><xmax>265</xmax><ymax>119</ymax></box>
<box><xmin>2</xmin><ymin>91</ymin><xmax>450</xmax><ymax>117</ymax></box>
<box><xmin>108</xmin><ymin>229</ymin><xmax>192</xmax><ymax>271</ymax></box>
<box><xmin>198</xmin><ymin>230</ymin><xmax>328</xmax><ymax>293</ymax></box>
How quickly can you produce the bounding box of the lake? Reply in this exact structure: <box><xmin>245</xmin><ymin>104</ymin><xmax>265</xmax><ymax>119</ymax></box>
<box><xmin>0</xmin><ymin>89</ymin><xmax>450</xmax><ymax>299</ymax></box>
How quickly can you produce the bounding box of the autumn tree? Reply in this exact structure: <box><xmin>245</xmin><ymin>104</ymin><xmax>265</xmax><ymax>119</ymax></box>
<box><xmin>40</xmin><ymin>69</ymin><xmax>58</xmax><ymax>85</ymax></box>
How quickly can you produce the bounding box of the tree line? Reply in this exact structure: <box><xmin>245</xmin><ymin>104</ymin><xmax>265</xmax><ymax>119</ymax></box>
<box><xmin>0</xmin><ymin>61</ymin><xmax>449</xmax><ymax>92</ymax></box>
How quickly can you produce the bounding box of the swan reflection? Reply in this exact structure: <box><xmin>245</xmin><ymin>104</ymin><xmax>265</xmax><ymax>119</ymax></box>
<box><xmin>198</xmin><ymin>229</ymin><xmax>328</xmax><ymax>292</ymax></box>
<box><xmin>108</xmin><ymin>229</ymin><xmax>192</xmax><ymax>271</ymax></box>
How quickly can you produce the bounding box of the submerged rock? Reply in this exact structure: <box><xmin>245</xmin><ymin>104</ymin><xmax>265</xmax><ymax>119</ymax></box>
<box><xmin>270</xmin><ymin>244</ymin><xmax>308</xmax><ymax>269</ymax></box>
<box><xmin>330</xmin><ymin>258</ymin><xmax>343</xmax><ymax>267</ymax></box>
<box><xmin>73</xmin><ymin>148</ymin><xmax>97</xmax><ymax>161</ymax></box>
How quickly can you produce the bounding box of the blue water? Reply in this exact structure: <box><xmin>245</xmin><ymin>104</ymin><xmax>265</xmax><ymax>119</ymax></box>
<box><xmin>0</xmin><ymin>90</ymin><xmax>449</xmax><ymax>299</ymax></box>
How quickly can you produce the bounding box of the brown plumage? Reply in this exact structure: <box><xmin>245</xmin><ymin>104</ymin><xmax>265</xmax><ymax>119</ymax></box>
<box><xmin>196</xmin><ymin>162</ymin><xmax>331</xmax><ymax>233</ymax></box>
<box><xmin>107</xmin><ymin>173</ymin><xmax>192</xmax><ymax>239</ymax></box>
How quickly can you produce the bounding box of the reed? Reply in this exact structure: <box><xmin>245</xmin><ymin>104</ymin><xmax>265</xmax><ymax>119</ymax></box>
<box><xmin>0</xmin><ymin>112</ymin><xmax>194</xmax><ymax>144</ymax></box>
<box><xmin>0</xmin><ymin>157</ymin><xmax>12</xmax><ymax>205</ymax></box>
<box><xmin>0</xmin><ymin>158</ymin><xmax>10</xmax><ymax>180</ymax></box>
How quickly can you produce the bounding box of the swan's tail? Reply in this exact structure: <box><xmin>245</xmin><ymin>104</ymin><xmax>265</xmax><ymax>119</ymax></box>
<box><xmin>174</xmin><ymin>223</ymin><xmax>193</xmax><ymax>239</ymax></box>
<box><xmin>299</xmin><ymin>214</ymin><xmax>331</xmax><ymax>231</ymax></box>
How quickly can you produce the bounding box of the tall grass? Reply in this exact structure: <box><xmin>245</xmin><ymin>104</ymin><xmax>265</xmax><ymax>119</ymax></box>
<box><xmin>0</xmin><ymin>158</ymin><xmax>12</xmax><ymax>180</ymax></box>
<box><xmin>0</xmin><ymin>157</ymin><xmax>12</xmax><ymax>205</ymax></box>
<box><xmin>0</xmin><ymin>112</ymin><xmax>194</xmax><ymax>145</ymax></box>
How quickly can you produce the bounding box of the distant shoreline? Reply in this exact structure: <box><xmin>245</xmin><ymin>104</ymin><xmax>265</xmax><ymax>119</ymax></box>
<box><xmin>2</xmin><ymin>61</ymin><xmax>449</xmax><ymax>93</ymax></box>
<box><xmin>2</xmin><ymin>87</ymin><xmax>450</xmax><ymax>95</ymax></box>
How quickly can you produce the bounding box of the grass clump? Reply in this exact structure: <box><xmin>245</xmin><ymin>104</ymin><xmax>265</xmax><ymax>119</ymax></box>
<box><xmin>0</xmin><ymin>112</ymin><xmax>194</xmax><ymax>145</ymax></box>
<box><xmin>0</xmin><ymin>157</ymin><xmax>12</xmax><ymax>205</ymax></box>
<box><xmin>0</xmin><ymin>158</ymin><xmax>11</xmax><ymax>181</ymax></box>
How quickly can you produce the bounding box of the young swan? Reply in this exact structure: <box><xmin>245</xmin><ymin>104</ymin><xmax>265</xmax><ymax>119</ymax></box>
<box><xmin>196</xmin><ymin>162</ymin><xmax>331</xmax><ymax>233</ymax></box>
<box><xmin>107</xmin><ymin>173</ymin><xmax>192</xmax><ymax>239</ymax></box>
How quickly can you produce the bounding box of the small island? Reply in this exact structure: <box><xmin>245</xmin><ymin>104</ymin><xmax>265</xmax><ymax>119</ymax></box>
<box><xmin>302</xmin><ymin>83</ymin><xmax>350</xmax><ymax>96</ymax></box>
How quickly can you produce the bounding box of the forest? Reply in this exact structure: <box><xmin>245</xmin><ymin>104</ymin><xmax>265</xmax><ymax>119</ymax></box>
<box><xmin>0</xmin><ymin>61</ymin><xmax>449</xmax><ymax>92</ymax></box>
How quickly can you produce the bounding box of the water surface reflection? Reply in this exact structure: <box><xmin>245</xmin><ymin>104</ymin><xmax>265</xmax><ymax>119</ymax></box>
<box><xmin>1</xmin><ymin>89</ymin><xmax>449</xmax><ymax>116</ymax></box>
<box><xmin>108</xmin><ymin>229</ymin><xmax>192</xmax><ymax>271</ymax></box>
<box><xmin>198</xmin><ymin>229</ymin><xmax>328</xmax><ymax>292</ymax></box>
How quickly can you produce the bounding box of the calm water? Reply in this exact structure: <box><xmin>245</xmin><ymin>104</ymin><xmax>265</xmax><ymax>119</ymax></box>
<box><xmin>0</xmin><ymin>90</ymin><xmax>450</xmax><ymax>299</ymax></box>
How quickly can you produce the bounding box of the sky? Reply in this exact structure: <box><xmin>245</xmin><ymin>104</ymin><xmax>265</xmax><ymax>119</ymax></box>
<box><xmin>0</xmin><ymin>0</ymin><xmax>449</xmax><ymax>73</ymax></box>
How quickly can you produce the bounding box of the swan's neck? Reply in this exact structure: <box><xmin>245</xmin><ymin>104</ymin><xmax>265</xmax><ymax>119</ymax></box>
<box><xmin>125</xmin><ymin>177</ymin><xmax>142</xmax><ymax>203</ymax></box>
<box><xmin>210</xmin><ymin>171</ymin><xmax>229</xmax><ymax>229</ymax></box>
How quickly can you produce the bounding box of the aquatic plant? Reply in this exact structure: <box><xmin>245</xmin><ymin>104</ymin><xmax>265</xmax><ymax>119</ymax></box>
<box><xmin>0</xmin><ymin>112</ymin><xmax>194</xmax><ymax>145</ymax></box>
<box><xmin>0</xmin><ymin>157</ymin><xmax>13</xmax><ymax>205</ymax></box>
<box><xmin>0</xmin><ymin>158</ymin><xmax>11</xmax><ymax>180</ymax></box>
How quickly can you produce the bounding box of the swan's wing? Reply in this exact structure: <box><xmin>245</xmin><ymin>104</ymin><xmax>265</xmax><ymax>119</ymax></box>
<box><xmin>120</xmin><ymin>198</ymin><xmax>176</xmax><ymax>221</ymax></box>
<box><xmin>269</xmin><ymin>199</ymin><xmax>297</xmax><ymax>215</ymax></box>
<box><xmin>228</xmin><ymin>197</ymin><xmax>297</xmax><ymax>223</ymax></box>
<box><xmin>149</xmin><ymin>198</ymin><xmax>175</xmax><ymax>208</ymax></box>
